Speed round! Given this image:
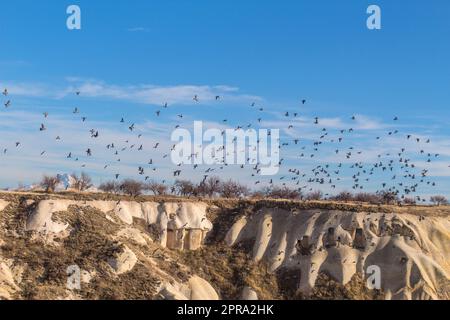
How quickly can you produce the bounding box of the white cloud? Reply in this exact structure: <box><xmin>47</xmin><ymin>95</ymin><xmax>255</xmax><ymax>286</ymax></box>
<box><xmin>1</xmin><ymin>78</ymin><xmax>262</xmax><ymax>106</ymax></box>
<box><xmin>414</xmin><ymin>161</ymin><xmax>450</xmax><ymax>177</ymax></box>
<box><xmin>72</xmin><ymin>81</ymin><xmax>260</xmax><ymax>106</ymax></box>
<box><xmin>127</xmin><ymin>27</ymin><xmax>150</xmax><ymax>32</ymax></box>
<box><xmin>0</xmin><ymin>81</ymin><xmax>49</xmax><ymax>97</ymax></box>
<box><xmin>0</xmin><ymin>110</ymin><xmax>178</xmax><ymax>187</ymax></box>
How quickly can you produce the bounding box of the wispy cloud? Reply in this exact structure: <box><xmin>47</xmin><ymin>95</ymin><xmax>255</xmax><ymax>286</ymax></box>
<box><xmin>66</xmin><ymin>80</ymin><xmax>261</xmax><ymax>106</ymax></box>
<box><xmin>261</xmin><ymin>114</ymin><xmax>387</xmax><ymax>142</ymax></box>
<box><xmin>127</xmin><ymin>27</ymin><xmax>150</xmax><ymax>33</ymax></box>
<box><xmin>415</xmin><ymin>161</ymin><xmax>450</xmax><ymax>177</ymax></box>
<box><xmin>1</xmin><ymin>78</ymin><xmax>262</xmax><ymax>106</ymax></box>
<box><xmin>0</xmin><ymin>81</ymin><xmax>50</xmax><ymax>97</ymax></box>
<box><xmin>0</xmin><ymin>110</ymin><xmax>177</xmax><ymax>187</ymax></box>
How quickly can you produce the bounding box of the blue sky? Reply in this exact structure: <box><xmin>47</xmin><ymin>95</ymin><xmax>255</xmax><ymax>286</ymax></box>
<box><xmin>0</xmin><ymin>0</ymin><xmax>449</xmax><ymax>199</ymax></box>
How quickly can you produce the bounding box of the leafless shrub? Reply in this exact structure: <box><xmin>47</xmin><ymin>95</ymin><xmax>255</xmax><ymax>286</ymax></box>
<box><xmin>120</xmin><ymin>179</ymin><xmax>144</xmax><ymax>197</ymax></box>
<box><xmin>99</xmin><ymin>181</ymin><xmax>120</xmax><ymax>194</ymax></box>
<box><xmin>305</xmin><ymin>190</ymin><xmax>323</xmax><ymax>201</ymax></box>
<box><xmin>145</xmin><ymin>180</ymin><xmax>168</xmax><ymax>195</ymax></box>
<box><xmin>402</xmin><ymin>197</ymin><xmax>416</xmax><ymax>205</ymax></box>
<box><xmin>40</xmin><ymin>175</ymin><xmax>60</xmax><ymax>193</ymax></box>
<box><xmin>282</xmin><ymin>187</ymin><xmax>302</xmax><ymax>200</ymax></box>
<box><xmin>332</xmin><ymin>191</ymin><xmax>354</xmax><ymax>202</ymax></box>
<box><xmin>197</xmin><ymin>176</ymin><xmax>222</xmax><ymax>198</ymax></box>
<box><xmin>250</xmin><ymin>190</ymin><xmax>266</xmax><ymax>199</ymax></box>
<box><xmin>220</xmin><ymin>180</ymin><xmax>250</xmax><ymax>198</ymax></box>
<box><xmin>353</xmin><ymin>192</ymin><xmax>382</xmax><ymax>204</ymax></box>
<box><xmin>268</xmin><ymin>187</ymin><xmax>284</xmax><ymax>199</ymax></box>
<box><xmin>430</xmin><ymin>195</ymin><xmax>448</xmax><ymax>206</ymax></box>
<box><xmin>173</xmin><ymin>180</ymin><xmax>196</xmax><ymax>197</ymax></box>
<box><xmin>71</xmin><ymin>172</ymin><xmax>93</xmax><ymax>191</ymax></box>
<box><xmin>259</xmin><ymin>186</ymin><xmax>302</xmax><ymax>200</ymax></box>
<box><xmin>378</xmin><ymin>190</ymin><xmax>399</xmax><ymax>205</ymax></box>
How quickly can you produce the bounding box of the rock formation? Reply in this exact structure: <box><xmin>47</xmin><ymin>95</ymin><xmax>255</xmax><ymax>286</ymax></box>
<box><xmin>226</xmin><ymin>207</ymin><xmax>450</xmax><ymax>300</ymax></box>
<box><xmin>0</xmin><ymin>193</ymin><xmax>449</xmax><ymax>300</ymax></box>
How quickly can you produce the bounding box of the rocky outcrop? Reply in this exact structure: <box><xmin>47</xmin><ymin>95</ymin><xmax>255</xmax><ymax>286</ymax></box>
<box><xmin>0</xmin><ymin>200</ymin><xmax>9</xmax><ymax>212</ymax></box>
<box><xmin>157</xmin><ymin>276</ymin><xmax>219</xmax><ymax>300</ymax></box>
<box><xmin>116</xmin><ymin>227</ymin><xmax>151</xmax><ymax>246</ymax></box>
<box><xmin>25</xmin><ymin>200</ymin><xmax>212</xmax><ymax>250</ymax></box>
<box><xmin>0</xmin><ymin>258</ymin><xmax>21</xmax><ymax>300</ymax></box>
<box><xmin>26</xmin><ymin>200</ymin><xmax>70</xmax><ymax>234</ymax></box>
<box><xmin>226</xmin><ymin>207</ymin><xmax>450</xmax><ymax>300</ymax></box>
<box><xmin>188</xmin><ymin>275</ymin><xmax>220</xmax><ymax>300</ymax></box>
<box><xmin>1</xmin><ymin>194</ymin><xmax>449</xmax><ymax>300</ymax></box>
<box><xmin>241</xmin><ymin>286</ymin><xmax>258</xmax><ymax>300</ymax></box>
<box><xmin>108</xmin><ymin>245</ymin><xmax>138</xmax><ymax>275</ymax></box>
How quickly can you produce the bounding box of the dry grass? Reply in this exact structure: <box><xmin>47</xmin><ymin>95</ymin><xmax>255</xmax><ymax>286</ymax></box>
<box><xmin>180</xmin><ymin>243</ymin><xmax>280</xmax><ymax>300</ymax></box>
<box><xmin>297</xmin><ymin>273</ymin><xmax>384</xmax><ymax>300</ymax></box>
<box><xmin>2</xmin><ymin>190</ymin><xmax>449</xmax><ymax>216</ymax></box>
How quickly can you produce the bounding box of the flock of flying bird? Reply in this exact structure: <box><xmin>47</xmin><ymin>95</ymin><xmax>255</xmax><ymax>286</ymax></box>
<box><xmin>1</xmin><ymin>87</ymin><xmax>446</xmax><ymax>202</ymax></box>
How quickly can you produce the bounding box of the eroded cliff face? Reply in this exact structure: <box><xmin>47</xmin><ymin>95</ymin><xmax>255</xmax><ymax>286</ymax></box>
<box><xmin>225</xmin><ymin>207</ymin><xmax>450</xmax><ymax>300</ymax></box>
<box><xmin>0</xmin><ymin>196</ymin><xmax>217</xmax><ymax>300</ymax></box>
<box><xmin>24</xmin><ymin>199</ymin><xmax>212</xmax><ymax>248</ymax></box>
<box><xmin>0</xmin><ymin>194</ymin><xmax>449</xmax><ymax>300</ymax></box>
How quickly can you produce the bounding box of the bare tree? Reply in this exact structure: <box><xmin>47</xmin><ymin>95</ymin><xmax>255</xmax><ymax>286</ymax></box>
<box><xmin>198</xmin><ymin>176</ymin><xmax>221</xmax><ymax>198</ymax></box>
<box><xmin>305</xmin><ymin>190</ymin><xmax>323</xmax><ymax>201</ymax></box>
<box><xmin>40</xmin><ymin>175</ymin><xmax>60</xmax><ymax>193</ymax></box>
<box><xmin>378</xmin><ymin>190</ymin><xmax>399</xmax><ymax>205</ymax></box>
<box><xmin>333</xmin><ymin>191</ymin><xmax>353</xmax><ymax>202</ymax></box>
<box><xmin>220</xmin><ymin>180</ymin><xmax>250</xmax><ymax>198</ymax></box>
<box><xmin>71</xmin><ymin>172</ymin><xmax>93</xmax><ymax>191</ymax></box>
<box><xmin>99</xmin><ymin>181</ymin><xmax>120</xmax><ymax>194</ymax></box>
<box><xmin>120</xmin><ymin>179</ymin><xmax>144</xmax><ymax>197</ymax></box>
<box><xmin>261</xmin><ymin>186</ymin><xmax>302</xmax><ymax>200</ymax></box>
<box><xmin>402</xmin><ymin>197</ymin><xmax>416</xmax><ymax>205</ymax></box>
<box><xmin>430</xmin><ymin>195</ymin><xmax>448</xmax><ymax>206</ymax></box>
<box><xmin>250</xmin><ymin>190</ymin><xmax>266</xmax><ymax>199</ymax></box>
<box><xmin>173</xmin><ymin>180</ymin><xmax>196</xmax><ymax>197</ymax></box>
<box><xmin>145</xmin><ymin>180</ymin><xmax>168</xmax><ymax>195</ymax></box>
<box><xmin>353</xmin><ymin>192</ymin><xmax>382</xmax><ymax>204</ymax></box>
<box><xmin>263</xmin><ymin>186</ymin><xmax>278</xmax><ymax>199</ymax></box>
